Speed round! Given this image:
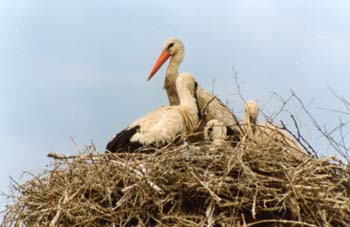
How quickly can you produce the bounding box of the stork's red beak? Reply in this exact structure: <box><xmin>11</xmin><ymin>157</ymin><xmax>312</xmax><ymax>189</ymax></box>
<box><xmin>147</xmin><ymin>50</ymin><xmax>170</xmax><ymax>81</ymax></box>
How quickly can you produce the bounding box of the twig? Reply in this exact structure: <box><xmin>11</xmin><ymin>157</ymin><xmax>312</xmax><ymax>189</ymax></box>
<box><xmin>197</xmin><ymin>95</ymin><xmax>218</xmax><ymax>128</ymax></box>
<box><xmin>280</xmin><ymin>117</ymin><xmax>317</xmax><ymax>158</ymax></box>
<box><xmin>244</xmin><ymin>219</ymin><xmax>317</xmax><ymax>227</ymax></box>
<box><xmin>47</xmin><ymin>152</ymin><xmax>98</xmax><ymax>160</ymax></box>
<box><xmin>291</xmin><ymin>91</ymin><xmax>349</xmax><ymax>162</ymax></box>
<box><xmin>110</xmin><ymin>159</ymin><xmax>164</xmax><ymax>195</ymax></box>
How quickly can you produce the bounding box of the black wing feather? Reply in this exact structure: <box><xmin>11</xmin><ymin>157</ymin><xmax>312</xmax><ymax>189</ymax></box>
<box><xmin>106</xmin><ymin>125</ymin><xmax>143</xmax><ymax>153</ymax></box>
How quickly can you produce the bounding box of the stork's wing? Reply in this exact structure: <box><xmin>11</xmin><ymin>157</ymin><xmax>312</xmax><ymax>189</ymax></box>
<box><xmin>106</xmin><ymin>106</ymin><xmax>193</xmax><ymax>152</ymax></box>
<box><xmin>197</xmin><ymin>86</ymin><xmax>241</xmax><ymax>131</ymax></box>
<box><xmin>129</xmin><ymin>106</ymin><xmax>187</xmax><ymax>146</ymax></box>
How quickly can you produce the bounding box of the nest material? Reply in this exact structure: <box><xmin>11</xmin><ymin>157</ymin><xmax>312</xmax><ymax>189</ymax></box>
<box><xmin>1</xmin><ymin>137</ymin><xmax>350</xmax><ymax>227</ymax></box>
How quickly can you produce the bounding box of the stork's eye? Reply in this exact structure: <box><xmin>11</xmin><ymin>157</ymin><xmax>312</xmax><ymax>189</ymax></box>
<box><xmin>167</xmin><ymin>43</ymin><xmax>175</xmax><ymax>49</ymax></box>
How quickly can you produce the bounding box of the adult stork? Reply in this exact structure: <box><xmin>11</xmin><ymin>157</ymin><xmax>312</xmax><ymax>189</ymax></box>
<box><xmin>147</xmin><ymin>38</ymin><xmax>241</xmax><ymax>138</ymax></box>
<box><xmin>106</xmin><ymin>73</ymin><xmax>199</xmax><ymax>153</ymax></box>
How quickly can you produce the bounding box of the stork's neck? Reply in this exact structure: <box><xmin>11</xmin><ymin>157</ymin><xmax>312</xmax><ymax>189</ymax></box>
<box><xmin>177</xmin><ymin>79</ymin><xmax>198</xmax><ymax>117</ymax></box>
<box><xmin>166</xmin><ymin>58</ymin><xmax>180</xmax><ymax>82</ymax></box>
<box><xmin>166</xmin><ymin>50</ymin><xmax>184</xmax><ymax>80</ymax></box>
<box><xmin>178</xmin><ymin>90</ymin><xmax>198</xmax><ymax>113</ymax></box>
<box><xmin>164</xmin><ymin>51</ymin><xmax>184</xmax><ymax>105</ymax></box>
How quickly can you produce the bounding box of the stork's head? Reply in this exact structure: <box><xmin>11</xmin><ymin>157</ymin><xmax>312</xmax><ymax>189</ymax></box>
<box><xmin>148</xmin><ymin>38</ymin><xmax>185</xmax><ymax>81</ymax></box>
<box><xmin>162</xmin><ymin>37</ymin><xmax>184</xmax><ymax>56</ymax></box>
<box><xmin>204</xmin><ymin>119</ymin><xmax>227</xmax><ymax>141</ymax></box>
<box><xmin>176</xmin><ymin>73</ymin><xmax>197</xmax><ymax>96</ymax></box>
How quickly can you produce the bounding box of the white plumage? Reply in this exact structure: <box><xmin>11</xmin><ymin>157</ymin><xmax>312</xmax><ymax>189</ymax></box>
<box><xmin>106</xmin><ymin>73</ymin><xmax>199</xmax><ymax>152</ymax></box>
<box><xmin>242</xmin><ymin>100</ymin><xmax>260</xmax><ymax>137</ymax></box>
<box><xmin>147</xmin><ymin>38</ymin><xmax>241</xmax><ymax>138</ymax></box>
<box><xmin>204</xmin><ymin>119</ymin><xmax>227</xmax><ymax>146</ymax></box>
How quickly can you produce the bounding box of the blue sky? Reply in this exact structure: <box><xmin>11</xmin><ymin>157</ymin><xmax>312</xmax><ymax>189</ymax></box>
<box><xmin>1</xmin><ymin>0</ymin><xmax>350</xmax><ymax>211</ymax></box>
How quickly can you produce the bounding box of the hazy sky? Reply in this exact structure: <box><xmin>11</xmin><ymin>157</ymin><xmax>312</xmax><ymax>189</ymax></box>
<box><xmin>1</xmin><ymin>0</ymin><xmax>350</xmax><ymax>211</ymax></box>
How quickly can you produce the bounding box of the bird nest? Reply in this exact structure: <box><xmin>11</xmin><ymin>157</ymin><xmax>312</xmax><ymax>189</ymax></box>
<box><xmin>1</xmin><ymin>136</ymin><xmax>350</xmax><ymax>227</ymax></box>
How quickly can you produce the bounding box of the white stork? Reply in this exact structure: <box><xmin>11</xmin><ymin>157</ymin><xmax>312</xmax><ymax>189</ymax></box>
<box><xmin>106</xmin><ymin>73</ymin><xmax>199</xmax><ymax>153</ymax></box>
<box><xmin>204</xmin><ymin>119</ymin><xmax>227</xmax><ymax>146</ymax></box>
<box><xmin>147</xmin><ymin>38</ymin><xmax>241</xmax><ymax>139</ymax></box>
<box><xmin>242</xmin><ymin>100</ymin><xmax>260</xmax><ymax>138</ymax></box>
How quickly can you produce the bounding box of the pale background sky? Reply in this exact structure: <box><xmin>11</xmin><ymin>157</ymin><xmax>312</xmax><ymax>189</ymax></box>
<box><xmin>1</xmin><ymin>0</ymin><xmax>350</xmax><ymax>212</ymax></box>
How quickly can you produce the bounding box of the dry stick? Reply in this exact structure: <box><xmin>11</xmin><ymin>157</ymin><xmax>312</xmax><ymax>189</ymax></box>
<box><xmin>110</xmin><ymin>160</ymin><xmax>164</xmax><ymax>195</ymax></box>
<box><xmin>47</xmin><ymin>152</ymin><xmax>98</xmax><ymax>160</ymax></box>
<box><xmin>338</xmin><ymin>118</ymin><xmax>350</xmax><ymax>154</ymax></box>
<box><xmin>190</xmin><ymin>171</ymin><xmax>221</xmax><ymax>202</ymax></box>
<box><xmin>269</xmin><ymin>92</ymin><xmax>294</xmax><ymax>120</ymax></box>
<box><xmin>232</xmin><ymin>70</ymin><xmax>245</xmax><ymax>103</ymax></box>
<box><xmin>230</xmin><ymin>73</ymin><xmax>250</xmax><ymax>133</ymax></box>
<box><xmin>325</xmin><ymin>123</ymin><xmax>350</xmax><ymax>156</ymax></box>
<box><xmin>280</xmin><ymin>117</ymin><xmax>317</xmax><ymax>158</ymax></box>
<box><xmin>197</xmin><ymin>95</ymin><xmax>217</xmax><ymax>128</ymax></box>
<box><xmin>49</xmin><ymin>152</ymin><xmax>164</xmax><ymax>195</ymax></box>
<box><xmin>241</xmin><ymin>213</ymin><xmax>247</xmax><ymax>227</ymax></box>
<box><xmin>70</xmin><ymin>137</ymin><xmax>81</xmax><ymax>153</ymax></box>
<box><xmin>291</xmin><ymin>91</ymin><xmax>350</xmax><ymax>161</ymax></box>
<box><xmin>205</xmin><ymin>200</ymin><xmax>215</xmax><ymax>227</ymax></box>
<box><xmin>290</xmin><ymin>169</ymin><xmax>324</xmax><ymax>227</ymax></box>
<box><xmin>328</xmin><ymin>86</ymin><xmax>350</xmax><ymax>113</ymax></box>
<box><xmin>251</xmin><ymin>187</ymin><xmax>258</xmax><ymax>220</ymax></box>
<box><xmin>244</xmin><ymin>219</ymin><xmax>317</xmax><ymax>227</ymax></box>
<box><xmin>50</xmin><ymin>190</ymin><xmax>68</xmax><ymax>227</ymax></box>
<box><xmin>317</xmin><ymin>106</ymin><xmax>350</xmax><ymax>116</ymax></box>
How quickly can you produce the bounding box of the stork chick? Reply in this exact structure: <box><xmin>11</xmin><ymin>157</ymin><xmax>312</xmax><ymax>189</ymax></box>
<box><xmin>243</xmin><ymin>100</ymin><xmax>259</xmax><ymax>138</ymax></box>
<box><xmin>204</xmin><ymin>119</ymin><xmax>227</xmax><ymax>146</ymax></box>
